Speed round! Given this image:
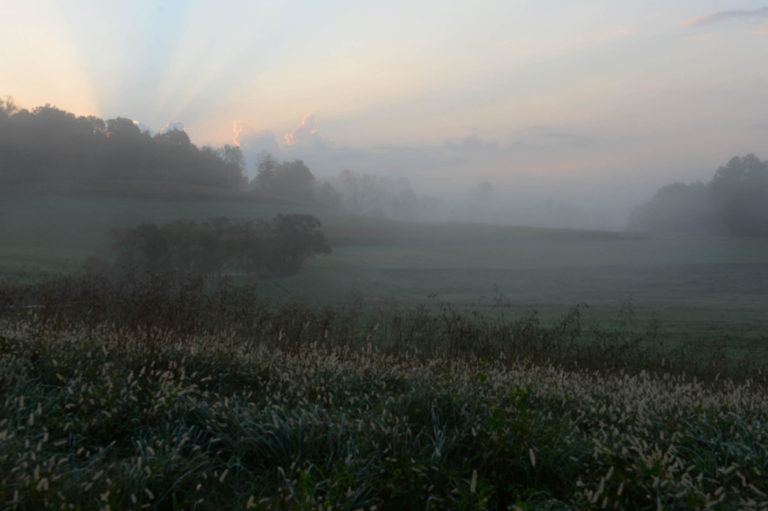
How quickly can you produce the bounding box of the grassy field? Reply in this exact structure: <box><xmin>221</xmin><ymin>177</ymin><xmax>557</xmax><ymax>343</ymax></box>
<box><xmin>2</xmin><ymin>299</ymin><xmax>768</xmax><ymax>509</ymax></box>
<box><xmin>3</xmin><ymin>191</ymin><xmax>768</xmax><ymax>343</ymax></box>
<box><xmin>4</xmin><ymin>192</ymin><xmax>768</xmax><ymax>508</ymax></box>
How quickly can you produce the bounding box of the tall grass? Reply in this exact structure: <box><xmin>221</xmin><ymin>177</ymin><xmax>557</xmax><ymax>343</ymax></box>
<box><xmin>1</xmin><ymin>273</ymin><xmax>765</xmax><ymax>384</ymax></box>
<box><xmin>2</xmin><ymin>319</ymin><xmax>768</xmax><ymax>508</ymax></box>
<box><xmin>2</xmin><ymin>275</ymin><xmax>768</xmax><ymax>509</ymax></box>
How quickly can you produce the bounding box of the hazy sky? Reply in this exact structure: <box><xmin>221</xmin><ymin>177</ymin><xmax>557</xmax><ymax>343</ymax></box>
<box><xmin>2</xmin><ymin>1</ymin><xmax>767</xmax><ymax>211</ymax></box>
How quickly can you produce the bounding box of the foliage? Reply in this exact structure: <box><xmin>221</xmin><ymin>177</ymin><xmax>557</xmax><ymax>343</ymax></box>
<box><xmin>0</xmin><ymin>98</ymin><xmax>245</xmax><ymax>189</ymax></box>
<box><xmin>95</xmin><ymin>215</ymin><xmax>331</xmax><ymax>285</ymax></box>
<box><xmin>253</xmin><ymin>155</ymin><xmax>316</xmax><ymax>201</ymax></box>
<box><xmin>629</xmin><ymin>181</ymin><xmax>718</xmax><ymax>235</ymax></box>
<box><xmin>1</xmin><ymin>287</ymin><xmax>768</xmax><ymax>509</ymax></box>
<box><xmin>331</xmin><ymin>169</ymin><xmax>421</xmax><ymax>220</ymax></box>
<box><xmin>249</xmin><ymin>156</ymin><xmax>426</xmax><ymax>218</ymax></box>
<box><xmin>631</xmin><ymin>154</ymin><xmax>768</xmax><ymax>236</ymax></box>
<box><xmin>710</xmin><ymin>154</ymin><xmax>768</xmax><ymax>236</ymax></box>
<box><xmin>2</xmin><ymin>276</ymin><xmax>766</xmax><ymax>384</ymax></box>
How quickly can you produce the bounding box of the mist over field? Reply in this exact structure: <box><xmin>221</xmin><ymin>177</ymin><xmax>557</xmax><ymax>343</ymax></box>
<box><xmin>4</xmin><ymin>98</ymin><xmax>766</xmax><ymax>233</ymax></box>
<box><xmin>4</xmin><ymin>2</ymin><xmax>768</xmax><ymax>509</ymax></box>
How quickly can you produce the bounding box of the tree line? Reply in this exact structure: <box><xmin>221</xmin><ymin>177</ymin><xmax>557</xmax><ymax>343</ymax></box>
<box><xmin>0</xmin><ymin>98</ymin><xmax>244</xmax><ymax>188</ymax></box>
<box><xmin>250</xmin><ymin>154</ymin><xmax>424</xmax><ymax>219</ymax></box>
<box><xmin>630</xmin><ymin>154</ymin><xmax>768</xmax><ymax>236</ymax></box>
<box><xmin>0</xmin><ymin>99</ymin><xmax>426</xmax><ymax>217</ymax></box>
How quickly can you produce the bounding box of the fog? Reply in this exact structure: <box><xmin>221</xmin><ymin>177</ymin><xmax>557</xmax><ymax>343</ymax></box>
<box><xmin>232</xmin><ymin>117</ymin><xmax>712</xmax><ymax>231</ymax></box>
<box><xmin>3</xmin><ymin>1</ymin><xmax>767</xmax><ymax>234</ymax></box>
<box><xmin>6</xmin><ymin>5</ymin><xmax>768</xmax><ymax>507</ymax></box>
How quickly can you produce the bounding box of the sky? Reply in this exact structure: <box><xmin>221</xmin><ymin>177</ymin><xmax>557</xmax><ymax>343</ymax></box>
<box><xmin>2</xmin><ymin>1</ymin><xmax>767</xmax><ymax>225</ymax></box>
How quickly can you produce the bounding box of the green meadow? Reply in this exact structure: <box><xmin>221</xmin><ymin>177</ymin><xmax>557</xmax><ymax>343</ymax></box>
<box><xmin>4</xmin><ymin>192</ymin><xmax>768</xmax><ymax>509</ymax></box>
<box><xmin>3</xmin><ymin>191</ymin><xmax>768</xmax><ymax>340</ymax></box>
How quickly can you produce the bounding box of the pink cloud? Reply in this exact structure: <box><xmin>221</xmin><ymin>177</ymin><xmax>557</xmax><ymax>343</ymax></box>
<box><xmin>284</xmin><ymin>115</ymin><xmax>319</xmax><ymax>146</ymax></box>
<box><xmin>283</xmin><ymin>115</ymin><xmax>332</xmax><ymax>150</ymax></box>
<box><xmin>231</xmin><ymin>121</ymin><xmax>279</xmax><ymax>153</ymax></box>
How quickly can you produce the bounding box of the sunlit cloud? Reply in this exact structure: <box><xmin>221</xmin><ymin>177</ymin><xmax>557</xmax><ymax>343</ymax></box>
<box><xmin>752</xmin><ymin>27</ymin><xmax>768</xmax><ymax>35</ymax></box>
<box><xmin>232</xmin><ymin>122</ymin><xmax>243</xmax><ymax>148</ymax></box>
<box><xmin>284</xmin><ymin>115</ymin><xmax>317</xmax><ymax>146</ymax></box>
<box><xmin>162</xmin><ymin>121</ymin><xmax>186</xmax><ymax>133</ymax></box>
<box><xmin>685</xmin><ymin>6</ymin><xmax>768</xmax><ymax>26</ymax></box>
<box><xmin>284</xmin><ymin>115</ymin><xmax>331</xmax><ymax>150</ymax></box>
<box><xmin>231</xmin><ymin>121</ymin><xmax>279</xmax><ymax>154</ymax></box>
<box><xmin>133</xmin><ymin>120</ymin><xmax>154</xmax><ymax>135</ymax></box>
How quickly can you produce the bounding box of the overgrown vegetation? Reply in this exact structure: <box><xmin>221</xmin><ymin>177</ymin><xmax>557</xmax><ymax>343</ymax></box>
<box><xmin>2</xmin><ymin>275</ymin><xmax>766</xmax><ymax>384</ymax></box>
<box><xmin>3</xmin><ymin>179</ymin><xmax>768</xmax><ymax>507</ymax></box>
<box><xmin>1</xmin><ymin>277</ymin><xmax>768</xmax><ymax>509</ymax></box>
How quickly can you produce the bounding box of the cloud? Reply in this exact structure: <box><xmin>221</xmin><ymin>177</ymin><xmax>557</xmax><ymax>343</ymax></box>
<box><xmin>161</xmin><ymin>120</ymin><xmax>185</xmax><ymax>133</ymax></box>
<box><xmin>283</xmin><ymin>114</ymin><xmax>332</xmax><ymax>151</ymax></box>
<box><xmin>232</xmin><ymin>121</ymin><xmax>279</xmax><ymax>153</ymax></box>
<box><xmin>752</xmin><ymin>27</ymin><xmax>768</xmax><ymax>35</ymax></box>
<box><xmin>685</xmin><ymin>6</ymin><xmax>768</xmax><ymax>26</ymax></box>
<box><xmin>130</xmin><ymin>120</ymin><xmax>185</xmax><ymax>136</ymax></box>
<box><xmin>132</xmin><ymin>120</ymin><xmax>153</xmax><ymax>135</ymax></box>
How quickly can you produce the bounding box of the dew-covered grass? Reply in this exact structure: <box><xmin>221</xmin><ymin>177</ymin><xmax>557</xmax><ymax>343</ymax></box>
<box><xmin>2</xmin><ymin>279</ymin><xmax>768</xmax><ymax>509</ymax></box>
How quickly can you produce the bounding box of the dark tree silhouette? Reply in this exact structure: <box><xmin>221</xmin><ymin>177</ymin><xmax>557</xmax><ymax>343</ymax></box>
<box><xmin>102</xmin><ymin>215</ymin><xmax>331</xmax><ymax>286</ymax></box>
<box><xmin>710</xmin><ymin>155</ymin><xmax>768</xmax><ymax>236</ymax></box>
<box><xmin>631</xmin><ymin>154</ymin><xmax>768</xmax><ymax>237</ymax></box>
<box><xmin>253</xmin><ymin>155</ymin><xmax>315</xmax><ymax>200</ymax></box>
<box><xmin>0</xmin><ymin>99</ymin><xmax>245</xmax><ymax>189</ymax></box>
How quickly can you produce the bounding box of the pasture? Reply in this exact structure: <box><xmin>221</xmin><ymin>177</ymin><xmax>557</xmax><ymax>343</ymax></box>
<box><xmin>4</xmin><ymin>192</ymin><xmax>768</xmax><ymax>508</ymax></box>
<box><xmin>3</xmin><ymin>192</ymin><xmax>768</xmax><ymax>345</ymax></box>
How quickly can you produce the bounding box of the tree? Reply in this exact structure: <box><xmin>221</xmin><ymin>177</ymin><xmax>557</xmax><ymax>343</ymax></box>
<box><xmin>217</xmin><ymin>145</ymin><xmax>246</xmax><ymax>187</ymax></box>
<box><xmin>100</xmin><ymin>215</ymin><xmax>331</xmax><ymax>286</ymax></box>
<box><xmin>110</xmin><ymin>223</ymin><xmax>171</xmax><ymax>275</ymax></box>
<box><xmin>629</xmin><ymin>182</ymin><xmax>717</xmax><ymax>235</ymax></box>
<box><xmin>631</xmin><ymin>154</ymin><xmax>768</xmax><ymax>236</ymax></box>
<box><xmin>154</xmin><ymin>128</ymin><xmax>192</xmax><ymax>148</ymax></box>
<box><xmin>267</xmin><ymin>214</ymin><xmax>332</xmax><ymax>276</ymax></box>
<box><xmin>253</xmin><ymin>155</ymin><xmax>315</xmax><ymax>200</ymax></box>
<box><xmin>0</xmin><ymin>101</ymin><xmax>249</xmax><ymax>190</ymax></box>
<box><xmin>331</xmin><ymin>169</ymin><xmax>418</xmax><ymax>219</ymax></box>
<box><xmin>254</xmin><ymin>153</ymin><xmax>279</xmax><ymax>191</ymax></box>
<box><xmin>710</xmin><ymin>155</ymin><xmax>768</xmax><ymax>236</ymax></box>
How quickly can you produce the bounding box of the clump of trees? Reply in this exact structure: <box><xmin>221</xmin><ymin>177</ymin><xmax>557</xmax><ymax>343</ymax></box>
<box><xmin>249</xmin><ymin>154</ymin><xmax>425</xmax><ymax>218</ymax></box>
<box><xmin>0</xmin><ymin>98</ymin><xmax>244</xmax><ymax>188</ymax></box>
<box><xmin>250</xmin><ymin>154</ymin><xmax>341</xmax><ymax>209</ymax></box>
<box><xmin>630</xmin><ymin>154</ymin><xmax>768</xmax><ymax>237</ymax></box>
<box><xmin>252</xmin><ymin>154</ymin><xmax>316</xmax><ymax>201</ymax></box>
<box><xmin>89</xmin><ymin>215</ymin><xmax>331</xmax><ymax>287</ymax></box>
<box><xmin>329</xmin><ymin>169</ymin><xmax>420</xmax><ymax>219</ymax></box>
<box><xmin>1</xmin><ymin>97</ymin><xmax>432</xmax><ymax>219</ymax></box>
